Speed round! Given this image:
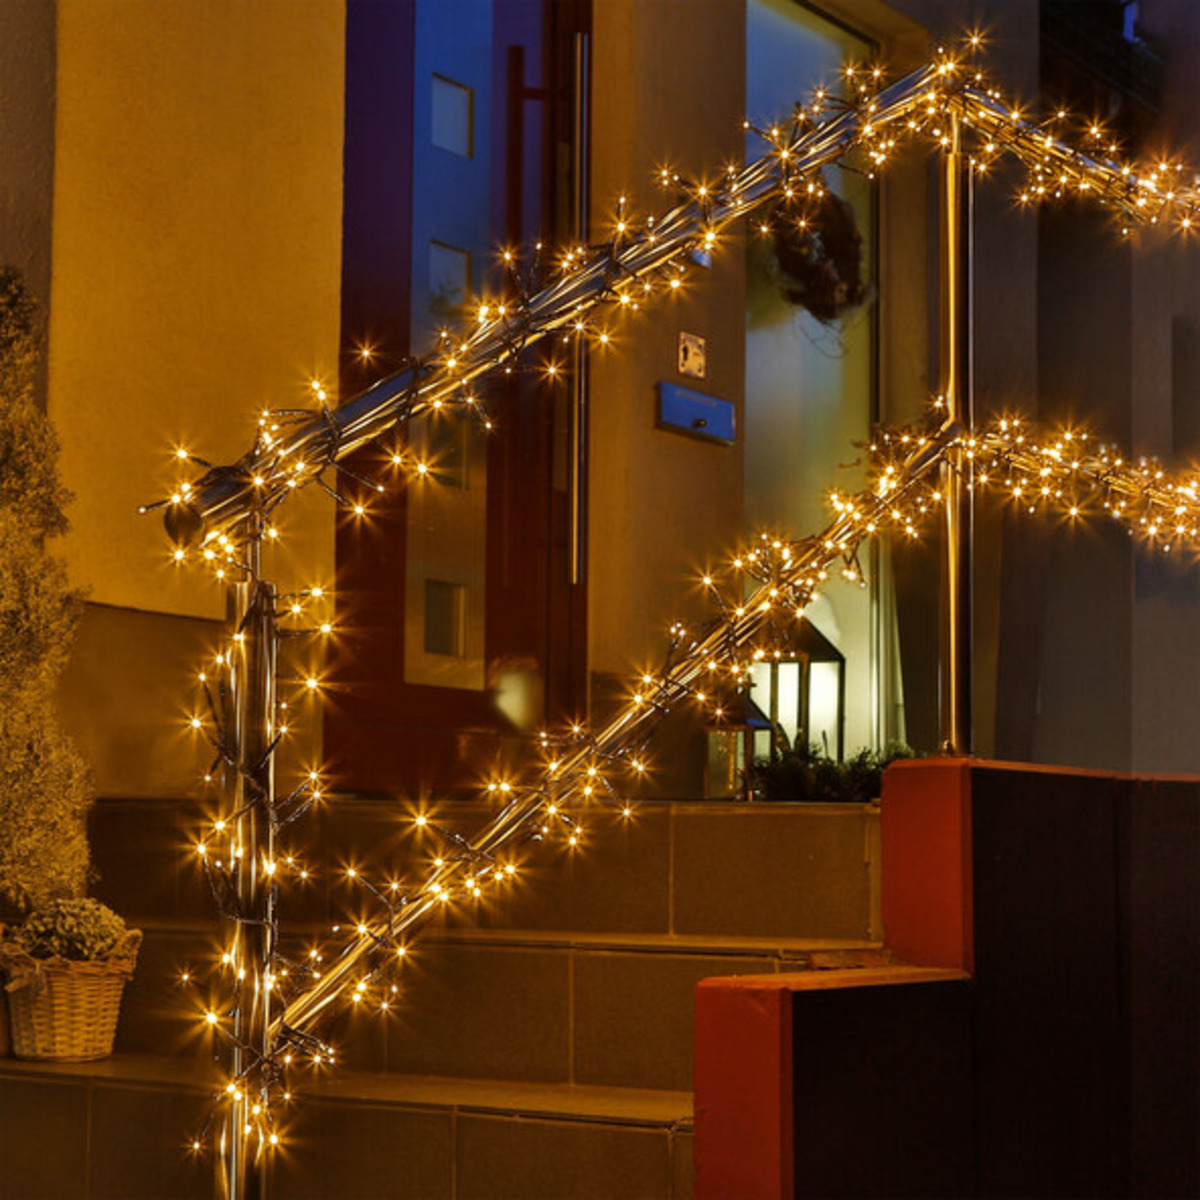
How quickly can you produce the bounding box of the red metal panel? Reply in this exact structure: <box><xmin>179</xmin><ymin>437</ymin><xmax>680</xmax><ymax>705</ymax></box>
<box><xmin>694</xmin><ymin>969</ymin><xmax>971</xmax><ymax>1199</ymax></box>
<box><xmin>694</xmin><ymin>975</ymin><xmax>794</xmax><ymax>1200</ymax></box>
<box><xmin>880</xmin><ymin>756</ymin><xmax>974</xmax><ymax>971</ymax></box>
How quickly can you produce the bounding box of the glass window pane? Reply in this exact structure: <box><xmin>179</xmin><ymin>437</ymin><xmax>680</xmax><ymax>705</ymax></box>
<box><xmin>431</xmin><ymin>74</ymin><xmax>472</xmax><ymax>156</ymax></box>
<box><xmin>776</xmin><ymin>662</ymin><xmax>801</xmax><ymax>748</ymax></box>
<box><xmin>809</xmin><ymin>661</ymin><xmax>842</xmax><ymax>758</ymax></box>
<box><xmin>424</xmin><ymin>579</ymin><xmax>466</xmax><ymax>657</ymax></box>
<box><xmin>429</xmin><ymin>240</ymin><xmax>470</xmax><ymax>318</ymax></box>
<box><xmin>750</xmin><ymin>660</ymin><xmax>803</xmax><ymax>750</ymax></box>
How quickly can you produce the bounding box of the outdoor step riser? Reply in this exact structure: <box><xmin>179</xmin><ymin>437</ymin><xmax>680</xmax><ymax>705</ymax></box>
<box><xmin>117</xmin><ymin>927</ymin><xmax>884</xmax><ymax>1090</ymax></box>
<box><xmin>119</xmin><ymin>926</ymin><xmax>756</xmax><ymax>1086</ymax></box>
<box><xmin>113</xmin><ymin>926</ymin><xmax>229</xmax><ymax>1062</ymax></box>
<box><xmin>0</xmin><ymin>1069</ymin><xmax>694</xmax><ymax>1200</ymax></box>
<box><xmin>90</xmin><ymin>798</ymin><xmax>881</xmax><ymax>943</ymax></box>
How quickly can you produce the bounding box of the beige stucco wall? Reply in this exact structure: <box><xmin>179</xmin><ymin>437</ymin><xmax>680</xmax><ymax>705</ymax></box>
<box><xmin>43</xmin><ymin>0</ymin><xmax>344</xmax><ymax>793</ymax></box>
<box><xmin>47</xmin><ymin>0</ymin><xmax>344</xmax><ymax>620</ymax></box>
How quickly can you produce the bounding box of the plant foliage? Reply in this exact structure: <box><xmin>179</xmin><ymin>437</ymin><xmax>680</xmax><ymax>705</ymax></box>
<box><xmin>767</xmin><ymin>171</ymin><xmax>868</xmax><ymax>324</ymax></box>
<box><xmin>11</xmin><ymin>897</ymin><xmax>126</xmax><ymax>961</ymax></box>
<box><xmin>750</xmin><ymin>742</ymin><xmax>915</xmax><ymax>803</ymax></box>
<box><xmin>0</xmin><ymin>268</ymin><xmax>91</xmax><ymax>916</ymax></box>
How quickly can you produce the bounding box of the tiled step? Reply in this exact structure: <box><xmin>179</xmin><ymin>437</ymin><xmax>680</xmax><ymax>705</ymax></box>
<box><xmin>0</xmin><ymin>1053</ymin><xmax>694</xmax><ymax>1200</ymax></box>
<box><xmin>49</xmin><ymin>795</ymin><xmax>886</xmax><ymax>1197</ymax></box>
<box><xmin>0</xmin><ymin>1053</ymin><xmax>212</xmax><ymax>1200</ymax></box>
<box><xmin>90</xmin><ymin>795</ymin><xmax>883</xmax><ymax>942</ymax></box>
<box><xmin>115</xmin><ymin>920</ymin><xmax>890</xmax><ymax>1090</ymax></box>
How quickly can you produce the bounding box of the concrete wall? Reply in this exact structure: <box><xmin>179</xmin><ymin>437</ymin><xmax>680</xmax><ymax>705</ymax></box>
<box><xmin>586</xmin><ymin>0</ymin><xmax>747</xmax><ymax>793</ymax></box>
<box><xmin>875</xmin><ymin>0</ymin><xmax>1200</xmax><ymax>773</ymax></box>
<box><xmin>48</xmin><ymin>0</ymin><xmax>344</xmax><ymax>618</ymax></box>
<box><xmin>0</xmin><ymin>0</ymin><xmax>56</xmax><ymax>400</ymax></box>
<box><xmin>1023</xmin><ymin>0</ymin><xmax>1200</xmax><ymax>774</ymax></box>
<box><xmin>1127</xmin><ymin>0</ymin><xmax>1200</xmax><ymax>774</ymax></box>
<box><xmin>589</xmin><ymin>0</ymin><xmax>746</xmax><ymax>683</ymax></box>
<box><xmin>42</xmin><ymin>0</ymin><xmax>345</xmax><ymax>793</ymax></box>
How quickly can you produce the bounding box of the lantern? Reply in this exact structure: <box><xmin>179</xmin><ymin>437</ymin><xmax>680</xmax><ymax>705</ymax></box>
<box><xmin>704</xmin><ymin>694</ymin><xmax>773</xmax><ymax>800</ymax></box>
<box><xmin>748</xmin><ymin>617</ymin><xmax>846</xmax><ymax>761</ymax></box>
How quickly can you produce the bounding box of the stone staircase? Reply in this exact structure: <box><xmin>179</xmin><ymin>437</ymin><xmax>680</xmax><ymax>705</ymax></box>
<box><xmin>0</xmin><ymin>795</ymin><xmax>883</xmax><ymax>1199</ymax></box>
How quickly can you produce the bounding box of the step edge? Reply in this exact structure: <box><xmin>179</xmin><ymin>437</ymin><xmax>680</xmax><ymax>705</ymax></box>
<box><xmin>129</xmin><ymin>917</ymin><xmax>885</xmax><ymax>956</ymax></box>
<box><xmin>287</xmin><ymin>1070</ymin><xmax>694</xmax><ymax>1128</ymax></box>
<box><xmin>92</xmin><ymin>793</ymin><xmax>876</xmax><ymax>812</ymax></box>
<box><xmin>0</xmin><ymin>1054</ymin><xmax>694</xmax><ymax>1128</ymax></box>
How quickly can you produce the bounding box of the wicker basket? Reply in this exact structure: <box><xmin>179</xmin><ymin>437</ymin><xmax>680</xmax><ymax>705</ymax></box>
<box><xmin>3</xmin><ymin>930</ymin><xmax>141</xmax><ymax>1062</ymax></box>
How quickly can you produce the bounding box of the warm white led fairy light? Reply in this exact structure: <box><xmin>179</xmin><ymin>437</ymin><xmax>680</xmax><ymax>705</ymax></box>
<box><xmin>144</xmin><ymin>40</ymin><xmax>1200</xmax><ymax>1184</ymax></box>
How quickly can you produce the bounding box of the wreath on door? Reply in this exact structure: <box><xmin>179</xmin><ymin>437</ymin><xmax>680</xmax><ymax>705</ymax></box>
<box><xmin>766</xmin><ymin>171</ymin><xmax>867</xmax><ymax>323</ymax></box>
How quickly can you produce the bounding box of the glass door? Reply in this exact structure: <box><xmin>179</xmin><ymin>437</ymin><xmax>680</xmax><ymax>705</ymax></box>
<box><xmin>744</xmin><ymin>0</ymin><xmax>903</xmax><ymax>757</ymax></box>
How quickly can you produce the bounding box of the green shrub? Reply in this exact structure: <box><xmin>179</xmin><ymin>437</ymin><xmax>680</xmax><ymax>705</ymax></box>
<box><xmin>12</xmin><ymin>897</ymin><xmax>126</xmax><ymax>961</ymax></box>
<box><xmin>0</xmin><ymin>268</ymin><xmax>91</xmax><ymax>916</ymax></box>
<box><xmin>750</xmin><ymin>742</ymin><xmax>914</xmax><ymax>803</ymax></box>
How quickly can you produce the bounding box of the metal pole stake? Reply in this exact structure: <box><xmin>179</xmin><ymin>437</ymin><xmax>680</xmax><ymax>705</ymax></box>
<box><xmin>219</xmin><ymin>533</ymin><xmax>277</xmax><ymax>1200</ymax></box>
<box><xmin>939</xmin><ymin>113</ymin><xmax>973</xmax><ymax>754</ymax></box>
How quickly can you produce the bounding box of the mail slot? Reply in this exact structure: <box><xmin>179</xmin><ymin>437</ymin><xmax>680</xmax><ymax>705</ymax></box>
<box><xmin>656</xmin><ymin>382</ymin><xmax>736</xmax><ymax>445</ymax></box>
